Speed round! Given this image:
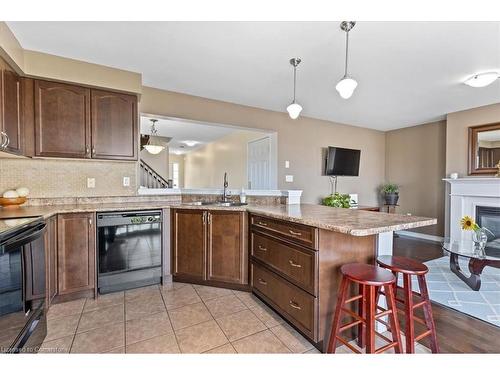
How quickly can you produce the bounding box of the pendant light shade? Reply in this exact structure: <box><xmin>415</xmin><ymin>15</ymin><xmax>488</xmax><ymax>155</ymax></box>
<box><xmin>144</xmin><ymin>119</ymin><xmax>165</xmax><ymax>155</ymax></box>
<box><xmin>287</xmin><ymin>58</ymin><xmax>303</xmax><ymax>119</ymax></box>
<box><xmin>286</xmin><ymin>102</ymin><xmax>303</xmax><ymax>119</ymax></box>
<box><xmin>335</xmin><ymin>76</ymin><xmax>358</xmax><ymax>99</ymax></box>
<box><xmin>336</xmin><ymin>21</ymin><xmax>357</xmax><ymax>99</ymax></box>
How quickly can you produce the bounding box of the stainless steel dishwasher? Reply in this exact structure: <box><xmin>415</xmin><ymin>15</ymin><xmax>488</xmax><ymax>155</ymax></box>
<box><xmin>97</xmin><ymin>210</ymin><xmax>162</xmax><ymax>294</ymax></box>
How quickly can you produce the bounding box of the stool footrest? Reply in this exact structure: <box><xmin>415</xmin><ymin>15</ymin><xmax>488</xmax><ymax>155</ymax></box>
<box><xmin>344</xmin><ymin>294</ymin><xmax>363</xmax><ymax>303</ymax></box>
<box><xmin>374</xmin><ymin>341</ymin><xmax>399</xmax><ymax>354</ymax></box>
<box><xmin>374</xmin><ymin>330</ymin><xmax>392</xmax><ymax>344</ymax></box>
<box><xmin>415</xmin><ymin>329</ymin><xmax>432</xmax><ymax>342</ymax></box>
<box><xmin>340</xmin><ymin>307</ymin><xmax>364</xmax><ymax>322</ymax></box>
<box><xmin>339</xmin><ymin>319</ymin><xmax>362</xmax><ymax>333</ymax></box>
<box><xmin>336</xmin><ymin>336</ymin><xmax>361</xmax><ymax>354</ymax></box>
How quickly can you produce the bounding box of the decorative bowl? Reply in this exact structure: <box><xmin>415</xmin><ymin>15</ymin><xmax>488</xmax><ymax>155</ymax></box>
<box><xmin>0</xmin><ymin>197</ymin><xmax>28</xmax><ymax>208</ymax></box>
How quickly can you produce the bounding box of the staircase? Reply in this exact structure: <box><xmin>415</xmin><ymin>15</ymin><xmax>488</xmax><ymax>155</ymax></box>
<box><xmin>139</xmin><ymin>159</ymin><xmax>169</xmax><ymax>188</ymax></box>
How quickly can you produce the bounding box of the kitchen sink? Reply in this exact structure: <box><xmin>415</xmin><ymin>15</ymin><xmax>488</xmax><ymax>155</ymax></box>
<box><xmin>214</xmin><ymin>202</ymin><xmax>248</xmax><ymax>207</ymax></box>
<box><xmin>182</xmin><ymin>201</ymin><xmax>215</xmax><ymax>206</ymax></box>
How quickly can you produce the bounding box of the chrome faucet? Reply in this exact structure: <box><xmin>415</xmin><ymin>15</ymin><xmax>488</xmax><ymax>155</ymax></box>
<box><xmin>222</xmin><ymin>172</ymin><xmax>230</xmax><ymax>202</ymax></box>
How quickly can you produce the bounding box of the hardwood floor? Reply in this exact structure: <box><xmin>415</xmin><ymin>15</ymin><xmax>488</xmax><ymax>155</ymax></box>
<box><xmin>393</xmin><ymin>235</ymin><xmax>500</xmax><ymax>353</ymax></box>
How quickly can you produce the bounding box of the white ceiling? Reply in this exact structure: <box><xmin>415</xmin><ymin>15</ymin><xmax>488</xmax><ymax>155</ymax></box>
<box><xmin>141</xmin><ymin>116</ymin><xmax>236</xmax><ymax>154</ymax></box>
<box><xmin>8</xmin><ymin>21</ymin><xmax>500</xmax><ymax>130</ymax></box>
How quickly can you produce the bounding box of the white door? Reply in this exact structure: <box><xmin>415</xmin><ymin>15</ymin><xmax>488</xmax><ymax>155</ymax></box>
<box><xmin>247</xmin><ymin>136</ymin><xmax>271</xmax><ymax>190</ymax></box>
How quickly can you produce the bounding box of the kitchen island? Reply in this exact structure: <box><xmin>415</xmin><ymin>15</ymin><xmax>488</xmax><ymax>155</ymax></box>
<box><xmin>0</xmin><ymin>200</ymin><xmax>436</xmax><ymax>351</ymax></box>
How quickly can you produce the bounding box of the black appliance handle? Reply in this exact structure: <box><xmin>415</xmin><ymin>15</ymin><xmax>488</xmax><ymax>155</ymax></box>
<box><xmin>1</xmin><ymin>223</ymin><xmax>46</xmax><ymax>253</ymax></box>
<box><xmin>8</xmin><ymin>308</ymin><xmax>43</xmax><ymax>353</ymax></box>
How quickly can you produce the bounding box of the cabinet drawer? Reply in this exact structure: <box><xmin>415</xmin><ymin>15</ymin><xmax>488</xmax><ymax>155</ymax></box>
<box><xmin>251</xmin><ymin>215</ymin><xmax>317</xmax><ymax>249</ymax></box>
<box><xmin>251</xmin><ymin>263</ymin><xmax>316</xmax><ymax>340</ymax></box>
<box><xmin>251</xmin><ymin>232</ymin><xmax>317</xmax><ymax>295</ymax></box>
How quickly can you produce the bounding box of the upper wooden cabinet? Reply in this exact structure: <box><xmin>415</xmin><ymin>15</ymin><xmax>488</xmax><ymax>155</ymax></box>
<box><xmin>34</xmin><ymin>80</ymin><xmax>91</xmax><ymax>158</ymax></box>
<box><xmin>33</xmin><ymin>79</ymin><xmax>138</xmax><ymax>160</ymax></box>
<box><xmin>91</xmin><ymin>89</ymin><xmax>137</xmax><ymax>160</ymax></box>
<box><xmin>0</xmin><ymin>59</ymin><xmax>23</xmax><ymax>155</ymax></box>
<box><xmin>172</xmin><ymin>208</ymin><xmax>248</xmax><ymax>287</ymax></box>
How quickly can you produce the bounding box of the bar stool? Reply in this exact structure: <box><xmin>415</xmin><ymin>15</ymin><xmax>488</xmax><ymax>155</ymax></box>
<box><xmin>376</xmin><ymin>256</ymin><xmax>439</xmax><ymax>353</ymax></box>
<box><xmin>327</xmin><ymin>263</ymin><xmax>403</xmax><ymax>354</ymax></box>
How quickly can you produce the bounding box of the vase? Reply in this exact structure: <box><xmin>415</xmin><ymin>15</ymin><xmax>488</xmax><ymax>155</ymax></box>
<box><xmin>472</xmin><ymin>228</ymin><xmax>488</xmax><ymax>257</ymax></box>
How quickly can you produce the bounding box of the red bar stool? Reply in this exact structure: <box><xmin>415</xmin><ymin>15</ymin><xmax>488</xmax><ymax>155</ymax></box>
<box><xmin>376</xmin><ymin>256</ymin><xmax>439</xmax><ymax>353</ymax></box>
<box><xmin>327</xmin><ymin>263</ymin><xmax>403</xmax><ymax>354</ymax></box>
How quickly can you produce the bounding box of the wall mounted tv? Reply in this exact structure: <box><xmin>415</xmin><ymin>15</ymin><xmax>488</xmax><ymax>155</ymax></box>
<box><xmin>325</xmin><ymin>147</ymin><xmax>361</xmax><ymax>176</ymax></box>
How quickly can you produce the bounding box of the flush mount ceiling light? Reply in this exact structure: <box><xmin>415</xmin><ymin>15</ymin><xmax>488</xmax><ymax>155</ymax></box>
<box><xmin>182</xmin><ymin>140</ymin><xmax>199</xmax><ymax>147</ymax></box>
<box><xmin>286</xmin><ymin>58</ymin><xmax>303</xmax><ymax>120</ymax></box>
<box><xmin>463</xmin><ymin>71</ymin><xmax>499</xmax><ymax>87</ymax></box>
<box><xmin>335</xmin><ymin>21</ymin><xmax>358</xmax><ymax>99</ymax></box>
<box><xmin>144</xmin><ymin>119</ymin><xmax>165</xmax><ymax>155</ymax></box>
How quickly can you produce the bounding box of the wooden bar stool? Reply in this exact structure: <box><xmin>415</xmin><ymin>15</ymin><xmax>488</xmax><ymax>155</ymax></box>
<box><xmin>376</xmin><ymin>256</ymin><xmax>439</xmax><ymax>353</ymax></box>
<box><xmin>327</xmin><ymin>263</ymin><xmax>403</xmax><ymax>354</ymax></box>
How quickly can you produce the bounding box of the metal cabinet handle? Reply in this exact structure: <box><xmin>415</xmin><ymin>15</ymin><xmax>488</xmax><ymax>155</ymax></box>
<box><xmin>258</xmin><ymin>221</ymin><xmax>268</xmax><ymax>226</ymax></box>
<box><xmin>288</xmin><ymin>259</ymin><xmax>302</xmax><ymax>268</ymax></box>
<box><xmin>258</xmin><ymin>278</ymin><xmax>267</xmax><ymax>285</ymax></box>
<box><xmin>0</xmin><ymin>132</ymin><xmax>6</xmax><ymax>148</ymax></box>
<box><xmin>86</xmin><ymin>146</ymin><xmax>90</xmax><ymax>154</ymax></box>
<box><xmin>202</xmin><ymin>212</ymin><xmax>206</xmax><ymax>224</ymax></box>
<box><xmin>4</xmin><ymin>133</ymin><xmax>9</xmax><ymax>148</ymax></box>
<box><xmin>289</xmin><ymin>300</ymin><xmax>301</xmax><ymax>310</ymax></box>
<box><xmin>207</xmin><ymin>212</ymin><xmax>212</xmax><ymax>224</ymax></box>
<box><xmin>258</xmin><ymin>245</ymin><xmax>267</xmax><ymax>252</ymax></box>
<box><xmin>92</xmin><ymin>147</ymin><xmax>96</xmax><ymax>155</ymax></box>
<box><xmin>88</xmin><ymin>218</ymin><xmax>92</xmax><ymax>226</ymax></box>
<box><xmin>289</xmin><ymin>230</ymin><xmax>302</xmax><ymax>236</ymax></box>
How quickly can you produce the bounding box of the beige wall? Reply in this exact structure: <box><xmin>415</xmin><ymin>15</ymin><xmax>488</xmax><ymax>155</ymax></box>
<box><xmin>23</xmin><ymin>50</ymin><xmax>142</xmax><ymax>94</ymax></box>
<box><xmin>385</xmin><ymin>121</ymin><xmax>446</xmax><ymax>236</ymax></box>
<box><xmin>0</xmin><ymin>158</ymin><xmax>137</xmax><ymax>198</ymax></box>
<box><xmin>446</xmin><ymin>103</ymin><xmax>500</xmax><ymax>176</ymax></box>
<box><xmin>140</xmin><ymin>148</ymin><xmax>169</xmax><ymax>181</ymax></box>
<box><xmin>139</xmin><ymin>87</ymin><xmax>386</xmax><ymax>205</ymax></box>
<box><xmin>0</xmin><ymin>22</ymin><xmax>24</xmax><ymax>73</ymax></box>
<box><xmin>183</xmin><ymin>130</ymin><xmax>266</xmax><ymax>189</ymax></box>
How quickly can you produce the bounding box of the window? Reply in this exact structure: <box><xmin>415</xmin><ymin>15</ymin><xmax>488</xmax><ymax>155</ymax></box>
<box><xmin>172</xmin><ymin>162</ymin><xmax>179</xmax><ymax>188</ymax></box>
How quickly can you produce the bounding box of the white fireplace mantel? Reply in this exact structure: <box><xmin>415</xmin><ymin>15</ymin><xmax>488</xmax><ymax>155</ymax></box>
<box><xmin>444</xmin><ymin>177</ymin><xmax>500</xmax><ymax>242</ymax></box>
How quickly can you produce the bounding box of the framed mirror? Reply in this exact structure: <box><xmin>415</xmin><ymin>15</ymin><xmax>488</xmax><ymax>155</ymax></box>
<box><xmin>468</xmin><ymin>123</ymin><xmax>500</xmax><ymax>175</ymax></box>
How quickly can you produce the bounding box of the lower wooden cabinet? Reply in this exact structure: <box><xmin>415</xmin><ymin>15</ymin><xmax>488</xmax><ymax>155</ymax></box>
<box><xmin>172</xmin><ymin>209</ymin><xmax>248</xmax><ymax>287</ymax></box>
<box><xmin>44</xmin><ymin>215</ymin><xmax>58</xmax><ymax>307</ymax></box>
<box><xmin>57</xmin><ymin>213</ymin><xmax>96</xmax><ymax>296</ymax></box>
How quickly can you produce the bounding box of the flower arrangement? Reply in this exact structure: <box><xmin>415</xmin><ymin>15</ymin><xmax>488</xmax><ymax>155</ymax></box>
<box><xmin>460</xmin><ymin>215</ymin><xmax>493</xmax><ymax>252</ymax></box>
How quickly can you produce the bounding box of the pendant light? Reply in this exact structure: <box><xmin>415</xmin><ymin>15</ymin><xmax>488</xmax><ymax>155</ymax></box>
<box><xmin>144</xmin><ymin>119</ymin><xmax>165</xmax><ymax>155</ymax></box>
<box><xmin>336</xmin><ymin>21</ymin><xmax>358</xmax><ymax>99</ymax></box>
<box><xmin>287</xmin><ymin>58</ymin><xmax>303</xmax><ymax>119</ymax></box>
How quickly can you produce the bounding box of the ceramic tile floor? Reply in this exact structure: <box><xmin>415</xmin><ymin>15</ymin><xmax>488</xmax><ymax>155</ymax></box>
<box><xmin>39</xmin><ymin>282</ymin><xmax>430</xmax><ymax>354</ymax></box>
<box><xmin>39</xmin><ymin>282</ymin><xmax>320</xmax><ymax>354</ymax></box>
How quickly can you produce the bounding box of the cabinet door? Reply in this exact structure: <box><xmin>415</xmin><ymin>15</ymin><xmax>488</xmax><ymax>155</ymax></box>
<box><xmin>35</xmin><ymin>80</ymin><xmax>91</xmax><ymax>158</ymax></box>
<box><xmin>57</xmin><ymin>213</ymin><xmax>95</xmax><ymax>295</ymax></box>
<box><xmin>44</xmin><ymin>215</ymin><xmax>58</xmax><ymax>307</ymax></box>
<box><xmin>1</xmin><ymin>65</ymin><xmax>23</xmax><ymax>155</ymax></box>
<box><xmin>91</xmin><ymin>89</ymin><xmax>137</xmax><ymax>160</ymax></box>
<box><xmin>172</xmin><ymin>209</ymin><xmax>206</xmax><ymax>280</ymax></box>
<box><xmin>207</xmin><ymin>211</ymin><xmax>247</xmax><ymax>284</ymax></box>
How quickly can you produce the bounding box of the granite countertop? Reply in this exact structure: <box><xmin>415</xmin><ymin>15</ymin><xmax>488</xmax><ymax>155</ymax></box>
<box><xmin>0</xmin><ymin>202</ymin><xmax>436</xmax><ymax>237</ymax></box>
<box><xmin>247</xmin><ymin>204</ymin><xmax>436</xmax><ymax>236</ymax></box>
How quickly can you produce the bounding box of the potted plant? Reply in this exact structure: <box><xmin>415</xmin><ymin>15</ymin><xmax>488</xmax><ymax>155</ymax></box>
<box><xmin>381</xmin><ymin>183</ymin><xmax>399</xmax><ymax>205</ymax></box>
<box><xmin>323</xmin><ymin>192</ymin><xmax>353</xmax><ymax>208</ymax></box>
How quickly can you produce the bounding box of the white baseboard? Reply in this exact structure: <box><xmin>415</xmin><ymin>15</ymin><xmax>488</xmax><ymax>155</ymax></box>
<box><xmin>396</xmin><ymin>230</ymin><xmax>444</xmax><ymax>243</ymax></box>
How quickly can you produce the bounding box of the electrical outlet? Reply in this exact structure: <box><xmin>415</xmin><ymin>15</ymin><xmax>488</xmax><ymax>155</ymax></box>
<box><xmin>123</xmin><ymin>176</ymin><xmax>130</xmax><ymax>187</ymax></box>
<box><xmin>285</xmin><ymin>175</ymin><xmax>294</xmax><ymax>183</ymax></box>
<box><xmin>285</xmin><ymin>160</ymin><xmax>290</xmax><ymax>169</ymax></box>
<box><xmin>87</xmin><ymin>178</ymin><xmax>95</xmax><ymax>188</ymax></box>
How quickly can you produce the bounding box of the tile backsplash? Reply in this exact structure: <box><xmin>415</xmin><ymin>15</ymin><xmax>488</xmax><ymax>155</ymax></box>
<box><xmin>0</xmin><ymin>158</ymin><xmax>137</xmax><ymax>198</ymax></box>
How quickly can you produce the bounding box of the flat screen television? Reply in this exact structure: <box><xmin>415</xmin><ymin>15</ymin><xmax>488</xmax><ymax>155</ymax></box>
<box><xmin>325</xmin><ymin>147</ymin><xmax>361</xmax><ymax>176</ymax></box>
